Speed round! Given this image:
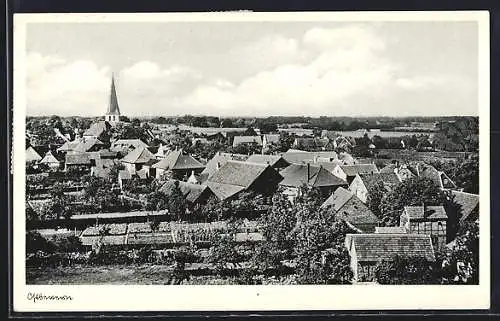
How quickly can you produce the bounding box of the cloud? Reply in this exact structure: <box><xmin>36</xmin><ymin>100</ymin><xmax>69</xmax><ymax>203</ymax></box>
<box><xmin>26</xmin><ymin>25</ymin><xmax>476</xmax><ymax>117</ymax></box>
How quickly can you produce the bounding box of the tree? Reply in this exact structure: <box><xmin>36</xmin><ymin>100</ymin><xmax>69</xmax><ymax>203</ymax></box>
<box><xmin>378</xmin><ymin>177</ymin><xmax>447</xmax><ymax>226</ymax></box>
<box><xmin>453</xmin><ymin>154</ymin><xmax>479</xmax><ymax>194</ymax></box>
<box><xmin>439</xmin><ymin>221</ymin><xmax>479</xmax><ymax>284</ymax></box>
<box><xmin>290</xmin><ymin>187</ymin><xmax>354</xmax><ymax>284</ymax></box>
<box><xmin>168</xmin><ymin>181</ymin><xmax>188</xmax><ymax>221</ymax></box>
<box><xmin>366</xmin><ymin>180</ymin><xmax>386</xmax><ymax>219</ymax></box>
<box><xmin>374</xmin><ymin>255</ymin><xmax>440</xmax><ymax>284</ymax></box>
<box><xmin>206</xmin><ymin>222</ymin><xmax>242</xmax><ymax>275</ymax></box>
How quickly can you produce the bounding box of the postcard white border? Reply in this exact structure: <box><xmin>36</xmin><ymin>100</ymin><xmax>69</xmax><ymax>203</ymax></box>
<box><xmin>12</xmin><ymin>11</ymin><xmax>490</xmax><ymax>312</ymax></box>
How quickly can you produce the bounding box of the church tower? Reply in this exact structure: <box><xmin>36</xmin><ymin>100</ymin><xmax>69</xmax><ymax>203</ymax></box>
<box><xmin>105</xmin><ymin>73</ymin><xmax>121</xmax><ymax>123</ymax></box>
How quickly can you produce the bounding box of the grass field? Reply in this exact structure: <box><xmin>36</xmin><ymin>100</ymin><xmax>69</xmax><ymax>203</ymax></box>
<box><xmin>26</xmin><ymin>265</ymin><xmax>178</xmax><ymax>285</ymax></box>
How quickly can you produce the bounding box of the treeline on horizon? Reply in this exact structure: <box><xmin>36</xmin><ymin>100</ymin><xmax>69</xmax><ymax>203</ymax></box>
<box><xmin>26</xmin><ymin>115</ymin><xmax>478</xmax><ymax>132</ymax></box>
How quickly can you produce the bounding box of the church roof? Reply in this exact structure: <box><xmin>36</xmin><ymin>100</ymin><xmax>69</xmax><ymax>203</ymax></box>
<box><xmin>106</xmin><ymin>74</ymin><xmax>121</xmax><ymax>115</ymax></box>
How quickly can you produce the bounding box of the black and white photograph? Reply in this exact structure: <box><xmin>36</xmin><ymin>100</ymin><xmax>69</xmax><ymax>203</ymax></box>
<box><xmin>13</xmin><ymin>11</ymin><xmax>490</xmax><ymax>311</ymax></box>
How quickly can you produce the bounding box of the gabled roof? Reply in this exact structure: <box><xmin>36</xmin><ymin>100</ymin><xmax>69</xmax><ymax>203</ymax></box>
<box><xmin>403</xmin><ymin>205</ymin><xmax>448</xmax><ymax>220</ymax></box>
<box><xmin>73</xmin><ymin>137</ymin><xmax>105</xmax><ymax>153</ymax></box>
<box><xmin>281</xmin><ymin>151</ymin><xmax>338</xmax><ymax>164</ymax></box>
<box><xmin>201</xmin><ymin>152</ymin><xmax>248</xmax><ymax>178</ymax></box>
<box><xmin>358</xmin><ymin>172</ymin><xmax>401</xmax><ymax>189</ymax></box>
<box><xmin>380</xmin><ymin>163</ymin><xmax>398</xmax><ymax>174</ymax></box>
<box><xmin>152</xmin><ymin>149</ymin><xmax>204</xmax><ymax>170</ymax></box>
<box><xmin>26</xmin><ymin>146</ymin><xmax>42</xmax><ymax>162</ymax></box>
<box><xmin>263</xmin><ymin>134</ymin><xmax>280</xmax><ymax>144</ymax></box>
<box><xmin>232</xmin><ymin>135</ymin><xmax>263</xmax><ymax>147</ymax></box>
<box><xmin>321</xmin><ymin>187</ymin><xmax>378</xmax><ymax>231</ymax></box>
<box><xmin>207</xmin><ymin>160</ymin><xmax>282</xmax><ymax>200</ymax></box>
<box><xmin>245</xmin><ymin>154</ymin><xmax>290</xmax><ymax>168</ymax></box>
<box><xmin>345</xmin><ymin>233</ymin><xmax>436</xmax><ymax>262</ymax></box>
<box><xmin>121</xmin><ymin>146</ymin><xmax>155</xmax><ymax>164</ymax></box>
<box><xmin>375</xmin><ymin>226</ymin><xmax>407</xmax><ymax>234</ymax></box>
<box><xmin>112</xmin><ymin>139</ymin><xmax>148</xmax><ymax>150</ymax></box>
<box><xmin>57</xmin><ymin>140</ymin><xmax>80</xmax><ymax>152</ymax></box>
<box><xmin>40</xmin><ymin>150</ymin><xmax>60</xmax><ymax>164</ymax></box>
<box><xmin>450</xmin><ymin>190</ymin><xmax>479</xmax><ymax>222</ymax></box>
<box><xmin>279</xmin><ymin>164</ymin><xmax>347</xmax><ymax>188</ymax></box>
<box><xmin>208</xmin><ymin>160</ymin><xmax>272</xmax><ymax>188</ymax></box>
<box><xmin>83</xmin><ymin>121</ymin><xmax>111</xmax><ymax>137</ymax></box>
<box><xmin>339</xmin><ymin>164</ymin><xmax>379</xmax><ymax>177</ymax></box>
<box><xmin>321</xmin><ymin>187</ymin><xmax>355</xmax><ymax>211</ymax></box>
<box><xmin>293</xmin><ymin>137</ymin><xmax>329</xmax><ymax>149</ymax></box>
<box><xmin>160</xmin><ymin>180</ymin><xmax>214</xmax><ymax>203</ymax></box>
<box><xmin>65</xmin><ymin>153</ymin><xmax>91</xmax><ymax>165</ymax></box>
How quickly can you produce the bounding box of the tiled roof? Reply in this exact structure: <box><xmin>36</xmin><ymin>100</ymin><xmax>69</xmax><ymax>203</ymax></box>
<box><xmin>359</xmin><ymin>172</ymin><xmax>401</xmax><ymax>189</ymax></box>
<box><xmin>152</xmin><ymin>149</ymin><xmax>204</xmax><ymax>170</ymax></box>
<box><xmin>279</xmin><ymin>163</ymin><xmax>347</xmax><ymax>188</ymax></box>
<box><xmin>232</xmin><ymin>135</ymin><xmax>263</xmax><ymax>147</ymax></box>
<box><xmin>380</xmin><ymin>164</ymin><xmax>397</xmax><ymax>174</ymax></box>
<box><xmin>246</xmin><ymin>154</ymin><xmax>290</xmax><ymax>167</ymax></box>
<box><xmin>321</xmin><ymin>187</ymin><xmax>356</xmax><ymax>211</ymax></box>
<box><xmin>201</xmin><ymin>152</ymin><xmax>248</xmax><ymax>178</ymax></box>
<box><xmin>208</xmin><ymin>160</ymin><xmax>270</xmax><ymax>188</ymax></box>
<box><xmin>121</xmin><ymin>146</ymin><xmax>155</xmax><ymax>164</ymax></box>
<box><xmin>57</xmin><ymin>140</ymin><xmax>80</xmax><ymax>152</ymax></box>
<box><xmin>345</xmin><ymin>233</ymin><xmax>436</xmax><ymax>262</ymax></box>
<box><xmin>375</xmin><ymin>226</ymin><xmax>407</xmax><ymax>234</ymax></box>
<box><xmin>339</xmin><ymin>164</ymin><xmax>379</xmax><ymax>177</ymax></box>
<box><xmin>403</xmin><ymin>205</ymin><xmax>448</xmax><ymax>220</ymax></box>
<box><xmin>26</xmin><ymin>146</ymin><xmax>42</xmax><ymax>162</ymax></box>
<box><xmin>40</xmin><ymin>151</ymin><xmax>60</xmax><ymax>164</ymax></box>
<box><xmin>83</xmin><ymin>121</ymin><xmax>111</xmax><ymax>137</ymax></box>
<box><xmin>112</xmin><ymin>139</ymin><xmax>149</xmax><ymax>149</ymax></box>
<box><xmin>263</xmin><ymin>134</ymin><xmax>280</xmax><ymax>144</ymax></box>
<box><xmin>65</xmin><ymin>153</ymin><xmax>91</xmax><ymax>165</ymax></box>
<box><xmin>450</xmin><ymin>190</ymin><xmax>479</xmax><ymax>222</ymax></box>
<box><xmin>160</xmin><ymin>180</ymin><xmax>214</xmax><ymax>203</ymax></box>
<box><xmin>73</xmin><ymin>137</ymin><xmax>104</xmax><ymax>153</ymax></box>
<box><xmin>207</xmin><ymin>160</ymin><xmax>282</xmax><ymax>200</ymax></box>
<box><xmin>281</xmin><ymin>151</ymin><xmax>338</xmax><ymax>164</ymax></box>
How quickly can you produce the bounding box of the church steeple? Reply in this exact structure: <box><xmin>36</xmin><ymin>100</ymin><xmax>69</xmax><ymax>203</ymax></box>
<box><xmin>105</xmin><ymin>73</ymin><xmax>121</xmax><ymax>123</ymax></box>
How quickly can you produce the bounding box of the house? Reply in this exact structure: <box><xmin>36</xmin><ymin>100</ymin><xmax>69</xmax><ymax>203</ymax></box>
<box><xmin>232</xmin><ymin>135</ymin><xmax>263</xmax><ymax>148</ymax></box>
<box><xmin>345</xmin><ymin>233</ymin><xmax>435</xmax><ymax>282</ymax></box>
<box><xmin>206</xmin><ymin>132</ymin><xmax>226</xmax><ymax>143</ymax></box>
<box><xmin>83</xmin><ymin>121</ymin><xmax>112</xmax><ymax>140</ymax></box>
<box><xmin>380</xmin><ymin>163</ymin><xmax>415</xmax><ymax>181</ymax></box>
<box><xmin>292</xmin><ymin>137</ymin><xmax>329</xmax><ymax>151</ymax></box>
<box><xmin>152</xmin><ymin>149</ymin><xmax>205</xmax><ymax>180</ymax></box>
<box><xmin>337</xmin><ymin>152</ymin><xmax>356</xmax><ymax>165</ymax></box>
<box><xmin>245</xmin><ymin>154</ymin><xmax>290</xmax><ymax>171</ymax></box>
<box><xmin>331</xmin><ymin>164</ymin><xmax>379</xmax><ymax>184</ymax></box>
<box><xmin>450</xmin><ymin>190</ymin><xmax>479</xmax><ymax>223</ymax></box>
<box><xmin>64</xmin><ymin>153</ymin><xmax>92</xmax><ymax>172</ymax></box>
<box><xmin>262</xmin><ymin>134</ymin><xmax>280</xmax><ymax>150</ymax></box>
<box><xmin>57</xmin><ymin>140</ymin><xmax>81</xmax><ymax>153</ymax></box>
<box><xmin>374</xmin><ymin>226</ymin><xmax>407</xmax><ymax>234</ymax></box>
<box><xmin>112</xmin><ymin>139</ymin><xmax>149</xmax><ymax>151</ymax></box>
<box><xmin>415</xmin><ymin>162</ymin><xmax>457</xmax><ymax>190</ymax></box>
<box><xmin>159</xmin><ymin>180</ymin><xmax>216</xmax><ymax>205</ymax></box>
<box><xmin>321</xmin><ymin>187</ymin><xmax>379</xmax><ymax>233</ymax></box>
<box><xmin>400</xmin><ymin>205</ymin><xmax>448</xmax><ymax>251</ymax></box>
<box><xmin>279</xmin><ymin>163</ymin><xmax>347</xmax><ymax>201</ymax></box>
<box><xmin>120</xmin><ymin>146</ymin><xmax>156</xmax><ymax>174</ymax></box>
<box><xmin>26</xmin><ymin>146</ymin><xmax>42</xmax><ymax>163</ymax></box>
<box><xmin>118</xmin><ymin>170</ymin><xmax>132</xmax><ymax>191</ymax></box>
<box><xmin>206</xmin><ymin>160</ymin><xmax>283</xmax><ymax>200</ymax></box>
<box><xmin>154</xmin><ymin>143</ymin><xmax>170</xmax><ymax>159</ymax></box>
<box><xmin>72</xmin><ymin>137</ymin><xmax>106</xmax><ymax>153</ymax></box>
<box><xmin>39</xmin><ymin>150</ymin><xmax>61</xmax><ymax>170</ymax></box>
<box><xmin>200</xmin><ymin>151</ymin><xmax>249</xmax><ymax>182</ymax></box>
<box><xmin>348</xmin><ymin>172</ymin><xmax>402</xmax><ymax>203</ymax></box>
<box><xmin>280</xmin><ymin>150</ymin><xmax>338</xmax><ymax>165</ymax></box>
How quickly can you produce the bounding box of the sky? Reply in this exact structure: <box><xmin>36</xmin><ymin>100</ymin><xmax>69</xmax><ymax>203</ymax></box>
<box><xmin>25</xmin><ymin>20</ymin><xmax>479</xmax><ymax>117</ymax></box>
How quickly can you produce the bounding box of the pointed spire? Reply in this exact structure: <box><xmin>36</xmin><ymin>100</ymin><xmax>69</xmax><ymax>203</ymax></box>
<box><xmin>107</xmin><ymin>73</ymin><xmax>121</xmax><ymax>116</ymax></box>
